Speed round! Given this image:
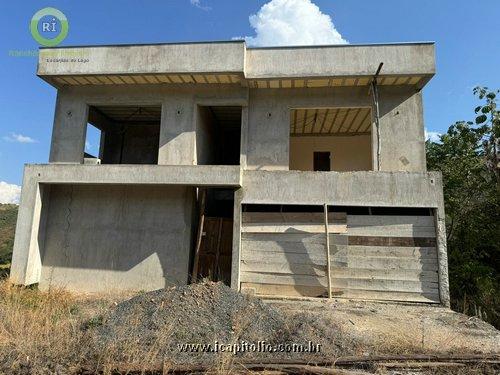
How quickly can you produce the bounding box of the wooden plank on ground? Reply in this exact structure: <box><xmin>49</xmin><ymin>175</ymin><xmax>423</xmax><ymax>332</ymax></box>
<box><xmin>336</xmin><ymin>288</ymin><xmax>440</xmax><ymax>303</ymax></box>
<box><xmin>241</xmin><ymin>282</ymin><xmax>327</xmax><ymax>298</ymax></box>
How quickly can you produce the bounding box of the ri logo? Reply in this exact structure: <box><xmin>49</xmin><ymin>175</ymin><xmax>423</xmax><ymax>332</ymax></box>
<box><xmin>30</xmin><ymin>7</ymin><xmax>69</xmax><ymax>47</ymax></box>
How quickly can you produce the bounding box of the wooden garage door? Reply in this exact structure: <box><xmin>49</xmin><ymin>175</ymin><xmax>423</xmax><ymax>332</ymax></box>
<box><xmin>240</xmin><ymin>212</ymin><xmax>440</xmax><ymax>303</ymax></box>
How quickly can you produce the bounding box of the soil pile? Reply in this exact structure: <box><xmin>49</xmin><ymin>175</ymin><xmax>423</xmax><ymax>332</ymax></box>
<box><xmin>97</xmin><ymin>281</ymin><xmax>348</xmax><ymax>366</ymax></box>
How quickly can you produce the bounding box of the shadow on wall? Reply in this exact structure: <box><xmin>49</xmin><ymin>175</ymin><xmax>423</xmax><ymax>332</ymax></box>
<box><xmin>38</xmin><ymin>184</ymin><xmax>195</xmax><ymax>292</ymax></box>
<box><xmin>278</xmin><ymin>227</ymin><xmax>328</xmax><ymax>298</ymax></box>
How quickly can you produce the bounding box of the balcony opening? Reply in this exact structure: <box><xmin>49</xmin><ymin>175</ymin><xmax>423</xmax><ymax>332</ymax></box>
<box><xmin>289</xmin><ymin>107</ymin><xmax>373</xmax><ymax>171</ymax></box>
<box><xmin>86</xmin><ymin>105</ymin><xmax>161</xmax><ymax>164</ymax></box>
<box><xmin>196</xmin><ymin>106</ymin><xmax>242</xmax><ymax>165</ymax></box>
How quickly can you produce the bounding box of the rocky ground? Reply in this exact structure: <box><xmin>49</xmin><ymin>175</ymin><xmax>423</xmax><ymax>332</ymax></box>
<box><xmin>93</xmin><ymin>281</ymin><xmax>499</xmax><ymax>372</ymax></box>
<box><xmin>1</xmin><ymin>280</ymin><xmax>498</xmax><ymax>374</ymax></box>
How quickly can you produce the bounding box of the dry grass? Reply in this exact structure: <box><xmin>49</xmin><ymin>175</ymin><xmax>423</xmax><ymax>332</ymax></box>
<box><xmin>0</xmin><ymin>279</ymin><xmax>498</xmax><ymax>374</ymax></box>
<box><xmin>0</xmin><ymin>279</ymin><xmax>92</xmax><ymax>374</ymax></box>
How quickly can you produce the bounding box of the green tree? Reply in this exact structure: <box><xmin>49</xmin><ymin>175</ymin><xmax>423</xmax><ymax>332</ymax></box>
<box><xmin>426</xmin><ymin>87</ymin><xmax>499</xmax><ymax>327</ymax></box>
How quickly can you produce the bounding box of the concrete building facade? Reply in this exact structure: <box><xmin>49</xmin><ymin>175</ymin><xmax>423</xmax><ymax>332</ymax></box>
<box><xmin>10</xmin><ymin>41</ymin><xmax>449</xmax><ymax>306</ymax></box>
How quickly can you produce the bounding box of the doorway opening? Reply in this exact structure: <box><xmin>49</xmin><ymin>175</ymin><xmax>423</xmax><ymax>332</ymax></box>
<box><xmin>196</xmin><ymin>106</ymin><xmax>242</xmax><ymax>165</ymax></box>
<box><xmin>191</xmin><ymin>187</ymin><xmax>235</xmax><ymax>285</ymax></box>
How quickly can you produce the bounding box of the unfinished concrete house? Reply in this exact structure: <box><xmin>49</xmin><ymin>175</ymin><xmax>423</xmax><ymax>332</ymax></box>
<box><xmin>10</xmin><ymin>41</ymin><xmax>449</xmax><ymax>306</ymax></box>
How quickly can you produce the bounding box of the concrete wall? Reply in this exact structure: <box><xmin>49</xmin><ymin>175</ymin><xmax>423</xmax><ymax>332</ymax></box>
<box><xmin>289</xmin><ymin>135</ymin><xmax>372</xmax><ymax>171</ymax></box>
<box><xmin>378</xmin><ymin>87</ymin><xmax>427</xmax><ymax>171</ymax></box>
<box><xmin>49</xmin><ymin>85</ymin><xmax>249</xmax><ymax>166</ymax></box>
<box><xmin>39</xmin><ymin>184</ymin><xmax>194</xmax><ymax>292</ymax></box>
<box><xmin>101</xmin><ymin>123</ymin><xmax>160</xmax><ymax>164</ymax></box>
<box><xmin>246</xmin><ymin>86</ymin><xmax>425</xmax><ymax>172</ymax></box>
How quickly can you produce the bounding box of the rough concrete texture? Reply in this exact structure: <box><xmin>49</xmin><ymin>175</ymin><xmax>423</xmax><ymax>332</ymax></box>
<box><xmin>9</xmin><ymin>163</ymin><xmax>240</xmax><ymax>287</ymax></box>
<box><xmin>38</xmin><ymin>41</ymin><xmax>246</xmax><ymax>76</ymax></box>
<box><xmin>39</xmin><ymin>184</ymin><xmax>194</xmax><ymax>292</ymax></box>
<box><xmin>49</xmin><ymin>85</ymin><xmax>248</xmax><ymax>165</ymax></box>
<box><xmin>38</xmin><ymin>41</ymin><xmax>435</xmax><ymax>80</ymax></box>
<box><xmin>241</xmin><ymin>170</ymin><xmax>443</xmax><ymax>208</ymax></box>
<box><xmin>246</xmin><ymin>86</ymin><xmax>426</xmax><ymax>172</ymax></box>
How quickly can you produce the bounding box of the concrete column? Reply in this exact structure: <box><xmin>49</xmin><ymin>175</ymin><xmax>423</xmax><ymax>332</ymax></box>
<box><xmin>49</xmin><ymin>90</ymin><xmax>88</xmax><ymax>163</ymax></box>
<box><xmin>230</xmin><ymin>188</ymin><xmax>243</xmax><ymax>290</ymax></box>
<box><xmin>10</xmin><ymin>168</ymin><xmax>50</xmax><ymax>285</ymax></box>
<box><xmin>158</xmin><ymin>96</ymin><xmax>195</xmax><ymax>165</ymax></box>
<box><xmin>433</xmin><ymin>173</ymin><xmax>450</xmax><ymax>307</ymax></box>
<box><xmin>240</xmin><ymin>106</ymin><xmax>249</xmax><ymax>168</ymax></box>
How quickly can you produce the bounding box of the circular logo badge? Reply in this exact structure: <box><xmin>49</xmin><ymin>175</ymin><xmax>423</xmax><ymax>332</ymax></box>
<box><xmin>30</xmin><ymin>7</ymin><xmax>69</xmax><ymax>47</ymax></box>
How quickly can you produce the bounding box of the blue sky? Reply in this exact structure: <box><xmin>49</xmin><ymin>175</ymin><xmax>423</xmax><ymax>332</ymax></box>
<box><xmin>1</xmin><ymin>0</ymin><xmax>499</xmax><ymax>201</ymax></box>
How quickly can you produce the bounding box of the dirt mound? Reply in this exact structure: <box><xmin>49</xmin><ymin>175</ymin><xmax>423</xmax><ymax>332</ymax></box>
<box><xmin>96</xmin><ymin>281</ymin><xmax>348</xmax><ymax>366</ymax></box>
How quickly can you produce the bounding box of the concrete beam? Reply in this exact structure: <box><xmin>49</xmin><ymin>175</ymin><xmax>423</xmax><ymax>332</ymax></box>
<box><xmin>37</xmin><ymin>42</ymin><xmax>435</xmax><ymax>81</ymax></box>
<box><xmin>245</xmin><ymin>43</ymin><xmax>435</xmax><ymax>79</ymax></box>
<box><xmin>241</xmin><ymin>170</ymin><xmax>444</xmax><ymax>209</ymax></box>
<box><xmin>38</xmin><ymin>41</ymin><xmax>246</xmax><ymax>76</ymax></box>
<box><xmin>22</xmin><ymin>164</ymin><xmax>242</xmax><ymax>187</ymax></box>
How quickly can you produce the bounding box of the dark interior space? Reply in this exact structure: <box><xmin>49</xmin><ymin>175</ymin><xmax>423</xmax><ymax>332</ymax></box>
<box><xmin>196</xmin><ymin>106</ymin><xmax>242</xmax><ymax>165</ymax></box>
<box><xmin>244</xmin><ymin>204</ymin><xmax>432</xmax><ymax>216</ymax></box>
<box><xmin>86</xmin><ymin>105</ymin><xmax>161</xmax><ymax>164</ymax></box>
<box><xmin>191</xmin><ymin>188</ymin><xmax>235</xmax><ymax>286</ymax></box>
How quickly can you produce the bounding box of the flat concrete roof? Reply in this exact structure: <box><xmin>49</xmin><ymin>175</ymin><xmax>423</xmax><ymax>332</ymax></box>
<box><xmin>38</xmin><ymin>41</ymin><xmax>435</xmax><ymax>89</ymax></box>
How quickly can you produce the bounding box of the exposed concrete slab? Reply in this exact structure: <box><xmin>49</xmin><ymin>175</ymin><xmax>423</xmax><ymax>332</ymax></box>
<box><xmin>38</xmin><ymin>41</ymin><xmax>246</xmax><ymax>76</ymax></box>
<box><xmin>245</xmin><ymin>43</ymin><xmax>435</xmax><ymax>79</ymax></box>
<box><xmin>22</xmin><ymin>164</ymin><xmax>242</xmax><ymax>186</ymax></box>
<box><xmin>38</xmin><ymin>41</ymin><xmax>435</xmax><ymax>82</ymax></box>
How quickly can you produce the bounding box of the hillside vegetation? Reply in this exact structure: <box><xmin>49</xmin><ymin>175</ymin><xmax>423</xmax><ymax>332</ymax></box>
<box><xmin>0</xmin><ymin>204</ymin><xmax>18</xmax><ymax>277</ymax></box>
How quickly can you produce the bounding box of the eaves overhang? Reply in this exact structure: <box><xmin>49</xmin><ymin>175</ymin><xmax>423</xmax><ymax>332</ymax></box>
<box><xmin>37</xmin><ymin>41</ymin><xmax>436</xmax><ymax>90</ymax></box>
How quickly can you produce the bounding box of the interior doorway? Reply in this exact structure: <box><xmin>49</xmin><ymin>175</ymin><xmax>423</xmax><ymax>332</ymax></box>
<box><xmin>191</xmin><ymin>188</ymin><xmax>235</xmax><ymax>285</ymax></box>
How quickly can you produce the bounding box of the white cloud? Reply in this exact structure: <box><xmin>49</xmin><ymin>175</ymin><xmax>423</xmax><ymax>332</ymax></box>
<box><xmin>190</xmin><ymin>0</ymin><xmax>211</xmax><ymax>11</ymax></box>
<box><xmin>244</xmin><ymin>0</ymin><xmax>347</xmax><ymax>47</ymax></box>
<box><xmin>0</xmin><ymin>181</ymin><xmax>21</xmax><ymax>204</ymax></box>
<box><xmin>425</xmin><ymin>129</ymin><xmax>441</xmax><ymax>143</ymax></box>
<box><xmin>3</xmin><ymin>132</ymin><xmax>37</xmax><ymax>143</ymax></box>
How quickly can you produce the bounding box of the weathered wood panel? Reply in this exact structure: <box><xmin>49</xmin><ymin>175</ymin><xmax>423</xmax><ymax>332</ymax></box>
<box><xmin>239</xmin><ymin>212</ymin><xmax>440</xmax><ymax>304</ymax></box>
<box><xmin>242</xmin><ymin>212</ymin><xmax>347</xmax><ymax>233</ymax></box>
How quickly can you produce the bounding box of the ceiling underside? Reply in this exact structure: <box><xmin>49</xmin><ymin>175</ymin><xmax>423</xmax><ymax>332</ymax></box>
<box><xmin>91</xmin><ymin>105</ymin><xmax>162</xmax><ymax>123</ymax></box>
<box><xmin>290</xmin><ymin>107</ymin><xmax>372</xmax><ymax>136</ymax></box>
<box><xmin>46</xmin><ymin>74</ymin><xmax>426</xmax><ymax>88</ymax></box>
